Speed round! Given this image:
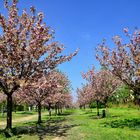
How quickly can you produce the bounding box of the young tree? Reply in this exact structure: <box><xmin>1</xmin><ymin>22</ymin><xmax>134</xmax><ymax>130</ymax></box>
<box><xmin>96</xmin><ymin>28</ymin><xmax>140</xmax><ymax>105</ymax></box>
<box><xmin>0</xmin><ymin>0</ymin><xmax>78</xmax><ymax>129</ymax></box>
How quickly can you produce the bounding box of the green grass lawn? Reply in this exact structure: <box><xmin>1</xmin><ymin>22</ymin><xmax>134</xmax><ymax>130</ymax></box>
<box><xmin>0</xmin><ymin>107</ymin><xmax>140</xmax><ymax>140</ymax></box>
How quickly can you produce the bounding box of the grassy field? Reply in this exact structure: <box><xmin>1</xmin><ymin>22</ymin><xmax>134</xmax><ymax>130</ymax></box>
<box><xmin>0</xmin><ymin>107</ymin><xmax>140</xmax><ymax>140</ymax></box>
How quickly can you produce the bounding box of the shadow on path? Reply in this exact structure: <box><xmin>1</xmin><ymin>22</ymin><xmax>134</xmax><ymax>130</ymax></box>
<box><xmin>0</xmin><ymin>117</ymin><xmax>79</xmax><ymax>140</ymax></box>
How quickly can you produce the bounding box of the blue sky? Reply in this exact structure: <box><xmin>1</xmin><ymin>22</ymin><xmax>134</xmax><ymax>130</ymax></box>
<box><xmin>1</xmin><ymin>0</ymin><xmax>140</xmax><ymax>100</ymax></box>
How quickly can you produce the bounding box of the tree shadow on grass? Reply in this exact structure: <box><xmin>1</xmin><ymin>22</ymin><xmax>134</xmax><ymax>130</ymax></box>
<box><xmin>0</xmin><ymin>117</ymin><xmax>79</xmax><ymax>140</ymax></box>
<box><xmin>83</xmin><ymin>110</ymin><xmax>94</xmax><ymax>115</ymax></box>
<box><xmin>111</xmin><ymin>115</ymin><xmax>121</xmax><ymax>118</ymax></box>
<box><xmin>88</xmin><ymin>115</ymin><xmax>103</xmax><ymax>119</ymax></box>
<box><xmin>88</xmin><ymin>112</ymin><xmax>103</xmax><ymax>119</ymax></box>
<box><xmin>103</xmin><ymin>118</ymin><xmax>140</xmax><ymax>130</ymax></box>
<box><xmin>56</xmin><ymin>111</ymin><xmax>74</xmax><ymax>116</ymax></box>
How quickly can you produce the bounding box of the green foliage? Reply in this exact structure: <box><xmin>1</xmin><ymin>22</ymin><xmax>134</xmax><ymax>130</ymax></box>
<box><xmin>89</xmin><ymin>101</ymin><xmax>105</xmax><ymax>108</ymax></box>
<box><xmin>110</xmin><ymin>84</ymin><xmax>133</xmax><ymax>104</ymax></box>
<box><xmin>16</xmin><ymin>105</ymin><xmax>24</xmax><ymax>111</ymax></box>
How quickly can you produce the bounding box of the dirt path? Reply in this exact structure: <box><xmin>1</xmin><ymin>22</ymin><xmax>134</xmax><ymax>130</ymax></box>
<box><xmin>0</xmin><ymin>112</ymin><xmax>46</xmax><ymax>126</ymax></box>
<box><xmin>52</xmin><ymin>137</ymin><xmax>62</xmax><ymax>140</ymax></box>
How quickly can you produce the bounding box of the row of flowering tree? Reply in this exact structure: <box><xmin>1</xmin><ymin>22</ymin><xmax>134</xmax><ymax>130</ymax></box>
<box><xmin>43</xmin><ymin>70</ymin><xmax>73</xmax><ymax>116</ymax></box>
<box><xmin>77</xmin><ymin>67</ymin><xmax>121</xmax><ymax>117</ymax></box>
<box><xmin>77</xmin><ymin>84</ymin><xmax>93</xmax><ymax>109</ymax></box>
<box><xmin>77</xmin><ymin>27</ymin><xmax>140</xmax><ymax>115</ymax></box>
<box><xmin>96</xmin><ymin>28</ymin><xmax>140</xmax><ymax>105</ymax></box>
<box><xmin>0</xmin><ymin>0</ymin><xmax>78</xmax><ymax>129</ymax></box>
<box><xmin>14</xmin><ymin>70</ymin><xmax>73</xmax><ymax>123</ymax></box>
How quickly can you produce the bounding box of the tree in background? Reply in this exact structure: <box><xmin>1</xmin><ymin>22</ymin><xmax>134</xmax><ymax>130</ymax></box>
<box><xmin>96</xmin><ymin>28</ymin><xmax>140</xmax><ymax>105</ymax></box>
<box><xmin>82</xmin><ymin>66</ymin><xmax>121</xmax><ymax>117</ymax></box>
<box><xmin>43</xmin><ymin>70</ymin><xmax>73</xmax><ymax>116</ymax></box>
<box><xmin>15</xmin><ymin>70</ymin><xmax>63</xmax><ymax>123</ymax></box>
<box><xmin>15</xmin><ymin>70</ymin><xmax>72</xmax><ymax>122</ymax></box>
<box><xmin>0</xmin><ymin>0</ymin><xmax>78</xmax><ymax>129</ymax></box>
<box><xmin>77</xmin><ymin>84</ymin><xmax>93</xmax><ymax>109</ymax></box>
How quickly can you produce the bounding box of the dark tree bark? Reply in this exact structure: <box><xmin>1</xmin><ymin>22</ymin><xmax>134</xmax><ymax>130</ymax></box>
<box><xmin>38</xmin><ymin>102</ymin><xmax>42</xmax><ymax>123</ymax></box>
<box><xmin>60</xmin><ymin>107</ymin><xmax>63</xmax><ymax>114</ymax></box>
<box><xmin>48</xmin><ymin>104</ymin><xmax>51</xmax><ymax>116</ymax></box>
<box><xmin>6</xmin><ymin>94</ymin><xmax>13</xmax><ymax>129</ymax></box>
<box><xmin>133</xmin><ymin>90</ymin><xmax>140</xmax><ymax>105</ymax></box>
<box><xmin>102</xmin><ymin>109</ymin><xmax>106</xmax><ymax>118</ymax></box>
<box><xmin>0</xmin><ymin>83</ymin><xmax>20</xmax><ymax>130</ymax></box>
<box><xmin>103</xmin><ymin>96</ymin><xmax>108</xmax><ymax>118</ymax></box>
<box><xmin>96</xmin><ymin>100</ymin><xmax>100</xmax><ymax>116</ymax></box>
<box><xmin>83</xmin><ymin>105</ymin><xmax>85</xmax><ymax>109</ymax></box>
<box><xmin>58</xmin><ymin>104</ymin><xmax>60</xmax><ymax>115</ymax></box>
<box><xmin>14</xmin><ymin>103</ymin><xmax>17</xmax><ymax>113</ymax></box>
<box><xmin>55</xmin><ymin>105</ymin><xmax>57</xmax><ymax>115</ymax></box>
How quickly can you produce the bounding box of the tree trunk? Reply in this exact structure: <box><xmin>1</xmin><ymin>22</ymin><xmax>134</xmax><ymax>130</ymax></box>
<box><xmin>48</xmin><ymin>108</ymin><xmax>51</xmax><ymax>116</ymax></box>
<box><xmin>14</xmin><ymin>103</ymin><xmax>17</xmax><ymax>113</ymax></box>
<box><xmin>133</xmin><ymin>91</ymin><xmax>140</xmax><ymax>105</ymax></box>
<box><xmin>83</xmin><ymin>105</ymin><xmax>85</xmax><ymax>109</ymax></box>
<box><xmin>28</xmin><ymin>106</ymin><xmax>31</xmax><ymax>112</ymax></box>
<box><xmin>60</xmin><ymin>107</ymin><xmax>63</xmax><ymax>114</ymax></box>
<box><xmin>48</xmin><ymin>104</ymin><xmax>51</xmax><ymax>116</ymax></box>
<box><xmin>6</xmin><ymin>94</ymin><xmax>13</xmax><ymax>129</ymax></box>
<box><xmin>103</xmin><ymin>97</ymin><xmax>108</xmax><ymax>118</ymax></box>
<box><xmin>102</xmin><ymin>109</ymin><xmax>106</xmax><ymax>118</ymax></box>
<box><xmin>58</xmin><ymin>104</ymin><xmax>60</xmax><ymax>115</ymax></box>
<box><xmin>55</xmin><ymin>105</ymin><xmax>57</xmax><ymax>115</ymax></box>
<box><xmin>96</xmin><ymin>100</ymin><xmax>100</xmax><ymax>116</ymax></box>
<box><xmin>38</xmin><ymin>103</ymin><xmax>42</xmax><ymax>123</ymax></box>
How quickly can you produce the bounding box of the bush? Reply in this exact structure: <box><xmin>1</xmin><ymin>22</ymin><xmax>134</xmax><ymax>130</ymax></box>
<box><xmin>16</xmin><ymin>105</ymin><xmax>24</xmax><ymax>111</ymax></box>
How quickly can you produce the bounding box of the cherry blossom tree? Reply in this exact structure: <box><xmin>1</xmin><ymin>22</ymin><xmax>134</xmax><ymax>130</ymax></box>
<box><xmin>96</xmin><ymin>28</ymin><xmax>140</xmax><ymax>105</ymax></box>
<box><xmin>77</xmin><ymin>84</ymin><xmax>93</xmax><ymax>109</ymax></box>
<box><xmin>52</xmin><ymin>72</ymin><xmax>72</xmax><ymax>115</ymax></box>
<box><xmin>82</xmin><ymin>66</ymin><xmax>121</xmax><ymax>116</ymax></box>
<box><xmin>43</xmin><ymin>70</ymin><xmax>73</xmax><ymax>115</ymax></box>
<box><xmin>43</xmin><ymin>93</ymin><xmax>54</xmax><ymax>116</ymax></box>
<box><xmin>16</xmin><ymin>70</ymin><xmax>72</xmax><ymax>122</ymax></box>
<box><xmin>63</xmin><ymin>93</ymin><xmax>73</xmax><ymax>108</ymax></box>
<box><xmin>43</xmin><ymin>92</ymin><xmax>73</xmax><ymax>116</ymax></box>
<box><xmin>0</xmin><ymin>0</ymin><xmax>78</xmax><ymax>129</ymax></box>
<box><xmin>15</xmin><ymin>71</ymin><xmax>65</xmax><ymax>123</ymax></box>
